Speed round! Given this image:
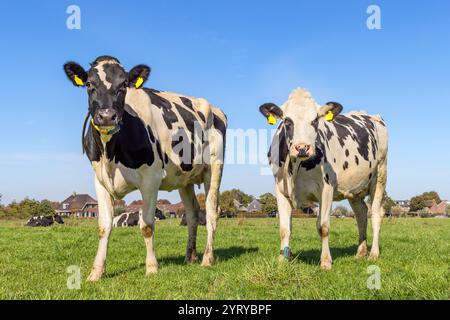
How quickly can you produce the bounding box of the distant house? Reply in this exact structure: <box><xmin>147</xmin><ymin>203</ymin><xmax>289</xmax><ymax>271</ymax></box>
<box><xmin>56</xmin><ymin>193</ymin><xmax>98</xmax><ymax>218</ymax></box>
<box><xmin>233</xmin><ymin>199</ymin><xmax>247</xmax><ymax>212</ymax></box>
<box><xmin>394</xmin><ymin>200</ymin><xmax>411</xmax><ymax>212</ymax></box>
<box><xmin>157</xmin><ymin>201</ymin><xmax>184</xmax><ymax>217</ymax></box>
<box><xmin>247</xmin><ymin>199</ymin><xmax>261</xmax><ymax>213</ymax></box>
<box><xmin>127</xmin><ymin>200</ymin><xmax>144</xmax><ymax>213</ymax></box>
<box><xmin>426</xmin><ymin>201</ymin><xmax>447</xmax><ymax>215</ymax></box>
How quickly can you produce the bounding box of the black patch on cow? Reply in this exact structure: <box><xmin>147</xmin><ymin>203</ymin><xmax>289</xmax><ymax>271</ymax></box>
<box><xmin>103</xmin><ymin>63</ymin><xmax>127</xmax><ymax>88</ymax></box>
<box><xmin>84</xmin><ymin>125</ymin><xmax>102</xmax><ymax>162</ymax></box>
<box><xmin>171</xmin><ymin>128</ymin><xmax>194</xmax><ymax>171</ymax></box>
<box><xmin>197</xmin><ymin>111</ymin><xmax>206</xmax><ymax>122</ymax></box>
<box><xmin>343</xmin><ymin>161</ymin><xmax>349</xmax><ymax>170</ymax></box>
<box><xmin>147</xmin><ymin>125</ymin><xmax>156</xmax><ymax>143</ymax></box>
<box><xmin>332</xmin><ymin>115</ymin><xmax>376</xmax><ymax>162</ymax></box>
<box><xmin>104</xmin><ymin>111</ymin><xmax>154</xmax><ymax>169</ymax></box>
<box><xmin>118</xmin><ymin>214</ymin><xmax>127</xmax><ymax>226</ymax></box>
<box><xmin>174</xmin><ymin>103</ymin><xmax>197</xmax><ymax>133</ymax></box>
<box><xmin>324</xmin><ymin>173</ymin><xmax>330</xmax><ymax>184</ymax></box>
<box><xmin>164</xmin><ymin>153</ymin><xmax>169</xmax><ymax>164</ymax></box>
<box><xmin>300</xmin><ymin>147</ymin><xmax>323</xmax><ymax>171</ymax></box>
<box><xmin>155</xmin><ymin>139</ymin><xmax>164</xmax><ymax>168</ymax></box>
<box><xmin>268</xmin><ymin>126</ymin><xmax>289</xmax><ymax>168</ymax></box>
<box><xmin>144</xmin><ymin>89</ymin><xmax>178</xmax><ymax>129</ymax></box>
<box><xmin>355</xmin><ymin>155</ymin><xmax>359</xmax><ymax>165</ymax></box>
<box><xmin>126</xmin><ymin>212</ymin><xmax>140</xmax><ymax>226</ymax></box>
<box><xmin>369</xmin><ymin>173</ymin><xmax>373</xmax><ymax>180</ymax></box>
<box><xmin>180</xmin><ymin>97</ymin><xmax>194</xmax><ymax>110</ymax></box>
<box><xmin>345</xmin><ymin>149</ymin><xmax>349</xmax><ymax>157</ymax></box>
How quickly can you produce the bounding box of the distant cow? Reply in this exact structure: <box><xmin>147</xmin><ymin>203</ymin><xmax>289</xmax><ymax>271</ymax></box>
<box><xmin>114</xmin><ymin>209</ymin><xmax>165</xmax><ymax>227</ymax></box>
<box><xmin>25</xmin><ymin>215</ymin><xmax>64</xmax><ymax>227</ymax></box>
<box><xmin>259</xmin><ymin>88</ymin><xmax>388</xmax><ymax>269</ymax></box>
<box><xmin>181</xmin><ymin>210</ymin><xmax>206</xmax><ymax>226</ymax></box>
<box><xmin>64</xmin><ymin>56</ymin><xmax>227</xmax><ymax>281</ymax></box>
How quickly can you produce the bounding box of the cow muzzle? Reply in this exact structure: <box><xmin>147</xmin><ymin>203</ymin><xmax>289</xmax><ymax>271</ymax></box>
<box><xmin>291</xmin><ymin>144</ymin><xmax>314</xmax><ymax>160</ymax></box>
<box><xmin>95</xmin><ymin>108</ymin><xmax>118</xmax><ymax>127</ymax></box>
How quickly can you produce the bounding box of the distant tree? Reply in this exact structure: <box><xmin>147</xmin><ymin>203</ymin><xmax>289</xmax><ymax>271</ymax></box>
<box><xmin>38</xmin><ymin>200</ymin><xmax>56</xmax><ymax>216</ymax></box>
<box><xmin>114</xmin><ymin>205</ymin><xmax>127</xmax><ymax>216</ymax></box>
<box><xmin>196</xmin><ymin>193</ymin><xmax>206</xmax><ymax>210</ymax></box>
<box><xmin>382</xmin><ymin>192</ymin><xmax>396</xmax><ymax>214</ymax></box>
<box><xmin>220</xmin><ymin>189</ymin><xmax>253</xmax><ymax>214</ymax></box>
<box><xmin>259</xmin><ymin>193</ymin><xmax>277</xmax><ymax>214</ymax></box>
<box><xmin>410</xmin><ymin>191</ymin><xmax>441</xmax><ymax>212</ymax></box>
<box><xmin>332</xmin><ymin>205</ymin><xmax>349</xmax><ymax>217</ymax></box>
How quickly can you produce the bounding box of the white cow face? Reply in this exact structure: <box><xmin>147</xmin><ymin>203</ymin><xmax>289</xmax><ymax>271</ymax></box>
<box><xmin>260</xmin><ymin>88</ymin><xmax>342</xmax><ymax>160</ymax></box>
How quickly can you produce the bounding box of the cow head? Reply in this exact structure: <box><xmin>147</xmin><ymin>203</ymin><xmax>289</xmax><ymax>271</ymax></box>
<box><xmin>63</xmin><ymin>56</ymin><xmax>150</xmax><ymax>132</ymax></box>
<box><xmin>260</xmin><ymin>88</ymin><xmax>342</xmax><ymax>160</ymax></box>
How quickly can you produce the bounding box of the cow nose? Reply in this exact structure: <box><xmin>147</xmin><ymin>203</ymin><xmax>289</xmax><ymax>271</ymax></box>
<box><xmin>294</xmin><ymin>144</ymin><xmax>311</xmax><ymax>158</ymax></box>
<box><xmin>96</xmin><ymin>109</ymin><xmax>117</xmax><ymax>126</ymax></box>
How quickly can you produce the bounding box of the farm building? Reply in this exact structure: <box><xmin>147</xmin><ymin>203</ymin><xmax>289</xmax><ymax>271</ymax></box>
<box><xmin>55</xmin><ymin>193</ymin><xmax>98</xmax><ymax>218</ymax></box>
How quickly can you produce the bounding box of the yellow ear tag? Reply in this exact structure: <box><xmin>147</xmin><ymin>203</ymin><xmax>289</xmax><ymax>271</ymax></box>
<box><xmin>325</xmin><ymin>111</ymin><xmax>334</xmax><ymax>122</ymax></box>
<box><xmin>135</xmin><ymin>77</ymin><xmax>144</xmax><ymax>89</ymax></box>
<box><xmin>74</xmin><ymin>75</ymin><xmax>84</xmax><ymax>86</ymax></box>
<box><xmin>267</xmin><ymin>114</ymin><xmax>277</xmax><ymax>125</ymax></box>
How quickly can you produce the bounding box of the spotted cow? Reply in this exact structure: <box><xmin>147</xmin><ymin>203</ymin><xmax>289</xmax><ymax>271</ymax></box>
<box><xmin>64</xmin><ymin>56</ymin><xmax>227</xmax><ymax>281</ymax></box>
<box><xmin>260</xmin><ymin>88</ymin><xmax>388</xmax><ymax>269</ymax></box>
<box><xmin>113</xmin><ymin>209</ymin><xmax>165</xmax><ymax>227</ymax></box>
<box><xmin>25</xmin><ymin>215</ymin><xmax>64</xmax><ymax>227</ymax></box>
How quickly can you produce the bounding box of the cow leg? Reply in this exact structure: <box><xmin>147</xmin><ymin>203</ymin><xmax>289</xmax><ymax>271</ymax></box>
<box><xmin>318</xmin><ymin>185</ymin><xmax>333</xmax><ymax>270</ymax></box>
<box><xmin>369</xmin><ymin>157</ymin><xmax>387</xmax><ymax>261</ymax></box>
<box><xmin>87</xmin><ymin>176</ymin><xmax>114</xmax><ymax>282</ymax></box>
<box><xmin>349</xmin><ymin>197</ymin><xmax>368</xmax><ymax>258</ymax></box>
<box><xmin>140</xmin><ymin>185</ymin><xmax>160</xmax><ymax>275</ymax></box>
<box><xmin>201</xmin><ymin>163</ymin><xmax>223</xmax><ymax>267</ymax></box>
<box><xmin>275</xmin><ymin>184</ymin><xmax>293</xmax><ymax>262</ymax></box>
<box><xmin>179</xmin><ymin>185</ymin><xmax>199</xmax><ymax>263</ymax></box>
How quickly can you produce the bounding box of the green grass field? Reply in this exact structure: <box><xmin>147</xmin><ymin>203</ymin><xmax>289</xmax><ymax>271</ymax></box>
<box><xmin>0</xmin><ymin>217</ymin><xmax>448</xmax><ymax>300</ymax></box>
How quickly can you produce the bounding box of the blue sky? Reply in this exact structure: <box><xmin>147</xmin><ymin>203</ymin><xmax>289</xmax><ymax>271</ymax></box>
<box><xmin>0</xmin><ymin>0</ymin><xmax>449</xmax><ymax>205</ymax></box>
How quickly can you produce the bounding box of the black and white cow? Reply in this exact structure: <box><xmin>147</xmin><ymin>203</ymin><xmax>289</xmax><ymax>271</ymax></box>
<box><xmin>25</xmin><ymin>215</ymin><xmax>64</xmax><ymax>227</ymax></box>
<box><xmin>260</xmin><ymin>88</ymin><xmax>388</xmax><ymax>269</ymax></box>
<box><xmin>113</xmin><ymin>208</ymin><xmax>165</xmax><ymax>227</ymax></box>
<box><xmin>64</xmin><ymin>56</ymin><xmax>227</xmax><ymax>281</ymax></box>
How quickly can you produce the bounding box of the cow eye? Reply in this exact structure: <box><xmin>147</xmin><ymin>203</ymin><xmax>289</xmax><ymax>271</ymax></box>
<box><xmin>311</xmin><ymin>118</ymin><xmax>319</xmax><ymax>127</ymax></box>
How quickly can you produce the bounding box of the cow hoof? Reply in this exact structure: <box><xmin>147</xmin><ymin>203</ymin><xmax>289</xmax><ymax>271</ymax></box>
<box><xmin>87</xmin><ymin>267</ymin><xmax>104</xmax><ymax>282</ymax></box>
<box><xmin>368</xmin><ymin>251</ymin><xmax>380</xmax><ymax>261</ymax></box>
<box><xmin>320</xmin><ymin>260</ymin><xmax>332</xmax><ymax>270</ymax></box>
<box><xmin>201</xmin><ymin>254</ymin><xmax>214</xmax><ymax>267</ymax></box>
<box><xmin>185</xmin><ymin>255</ymin><xmax>198</xmax><ymax>264</ymax></box>
<box><xmin>145</xmin><ymin>265</ymin><xmax>158</xmax><ymax>275</ymax></box>
<box><xmin>185</xmin><ymin>249</ymin><xmax>198</xmax><ymax>264</ymax></box>
<box><xmin>356</xmin><ymin>243</ymin><xmax>368</xmax><ymax>258</ymax></box>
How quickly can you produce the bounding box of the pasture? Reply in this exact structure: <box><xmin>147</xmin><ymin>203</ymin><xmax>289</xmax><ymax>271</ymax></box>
<box><xmin>0</xmin><ymin>217</ymin><xmax>448</xmax><ymax>300</ymax></box>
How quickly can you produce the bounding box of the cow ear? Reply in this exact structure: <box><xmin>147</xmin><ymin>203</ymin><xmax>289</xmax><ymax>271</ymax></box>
<box><xmin>259</xmin><ymin>103</ymin><xmax>283</xmax><ymax>125</ymax></box>
<box><xmin>63</xmin><ymin>62</ymin><xmax>88</xmax><ymax>87</ymax></box>
<box><xmin>318</xmin><ymin>102</ymin><xmax>343</xmax><ymax>121</ymax></box>
<box><xmin>128</xmin><ymin>64</ymin><xmax>151</xmax><ymax>89</ymax></box>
